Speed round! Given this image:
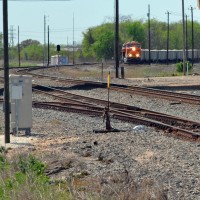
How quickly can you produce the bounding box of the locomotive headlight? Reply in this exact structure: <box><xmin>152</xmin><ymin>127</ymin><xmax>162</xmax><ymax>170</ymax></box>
<box><xmin>128</xmin><ymin>53</ymin><xmax>132</xmax><ymax>57</ymax></box>
<box><xmin>132</xmin><ymin>47</ymin><xmax>136</xmax><ymax>51</ymax></box>
<box><xmin>136</xmin><ymin>53</ymin><xmax>140</xmax><ymax>57</ymax></box>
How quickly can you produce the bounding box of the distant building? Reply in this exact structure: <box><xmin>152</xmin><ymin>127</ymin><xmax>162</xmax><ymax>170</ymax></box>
<box><xmin>51</xmin><ymin>55</ymin><xmax>68</xmax><ymax>65</ymax></box>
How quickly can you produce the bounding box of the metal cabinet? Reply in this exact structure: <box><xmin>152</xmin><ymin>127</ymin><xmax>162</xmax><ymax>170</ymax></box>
<box><xmin>9</xmin><ymin>75</ymin><xmax>32</xmax><ymax>135</ymax></box>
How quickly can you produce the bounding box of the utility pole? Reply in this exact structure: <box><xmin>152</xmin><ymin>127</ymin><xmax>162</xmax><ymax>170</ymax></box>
<box><xmin>189</xmin><ymin>6</ymin><xmax>194</xmax><ymax>66</ymax></box>
<box><xmin>185</xmin><ymin>14</ymin><xmax>188</xmax><ymax>60</ymax></box>
<box><xmin>18</xmin><ymin>26</ymin><xmax>21</xmax><ymax>67</ymax></box>
<box><xmin>47</xmin><ymin>25</ymin><xmax>50</xmax><ymax>66</ymax></box>
<box><xmin>182</xmin><ymin>0</ymin><xmax>186</xmax><ymax>75</ymax></box>
<box><xmin>43</xmin><ymin>15</ymin><xmax>46</xmax><ymax>66</ymax></box>
<box><xmin>115</xmin><ymin>0</ymin><xmax>119</xmax><ymax>78</ymax></box>
<box><xmin>73</xmin><ymin>13</ymin><xmax>75</xmax><ymax>65</ymax></box>
<box><xmin>3</xmin><ymin>0</ymin><xmax>10</xmax><ymax>143</ymax></box>
<box><xmin>166</xmin><ymin>11</ymin><xmax>171</xmax><ymax>65</ymax></box>
<box><xmin>147</xmin><ymin>4</ymin><xmax>151</xmax><ymax>65</ymax></box>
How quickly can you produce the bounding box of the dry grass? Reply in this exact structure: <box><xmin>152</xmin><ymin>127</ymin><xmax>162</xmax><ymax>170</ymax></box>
<box><xmin>55</xmin><ymin>63</ymin><xmax>178</xmax><ymax>80</ymax></box>
<box><xmin>68</xmin><ymin>171</ymin><xmax>168</xmax><ymax>200</ymax></box>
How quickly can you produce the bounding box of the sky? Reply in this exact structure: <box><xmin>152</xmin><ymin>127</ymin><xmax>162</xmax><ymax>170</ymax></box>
<box><xmin>1</xmin><ymin>0</ymin><xmax>200</xmax><ymax>46</ymax></box>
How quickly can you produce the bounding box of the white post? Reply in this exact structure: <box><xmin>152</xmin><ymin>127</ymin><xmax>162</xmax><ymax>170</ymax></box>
<box><xmin>15</xmin><ymin>99</ymin><xmax>19</xmax><ymax>137</ymax></box>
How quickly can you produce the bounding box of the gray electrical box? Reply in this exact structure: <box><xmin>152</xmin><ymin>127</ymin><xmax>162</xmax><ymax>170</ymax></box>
<box><xmin>9</xmin><ymin>75</ymin><xmax>32</xmax><ymax>135</ymax></box>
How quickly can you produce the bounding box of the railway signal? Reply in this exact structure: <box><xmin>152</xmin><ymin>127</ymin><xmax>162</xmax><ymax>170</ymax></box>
<box><xmin>56</xmin><ymin>45</ymin><xmax>60</xmax><ymax>65</ymax></box>
<box><xmin>57</xmin><ymin>45</ymin><xmax>60</xmax><ymax>52</ymax></box>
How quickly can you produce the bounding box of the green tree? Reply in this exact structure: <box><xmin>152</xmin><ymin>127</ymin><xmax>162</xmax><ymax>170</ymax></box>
<box><xmin>20</xmin><ymin>44</ymin><xmax>43</xmax><ymax>61</ymax></box>
<box><xmin>151</xmin><ymin>19</ymin><xmax>167</xmax><ymax>49</ymax></box>
<box><xmin>192</xmin><ymin>21</ymin><xmax>200</xmax><ymax>49</ymax></box>
<box><xmin>120</xmin><ymin>20</ymin><xmax>145</xmax><ymax>45</ymax></box>
<box><xmin>169</xmin><ymin>22</ymin><xmax>183</xmax><ymax>49</ymax></box>
<box><xmin>20</xmin><ymin>39</ymin><xmax>40</xmax><ymax>49</ymax></box>
<box><xmin>82</xmin><ymin>23</ymin><xmax>115</xmax><ymax>60</ymax></box>
<box><xmin>93</xmin><ymin>30</ymin><xmax>115</xmax><ymax>60</ymax></box>
<box><xmin>82</xmin><ymin>28</ymin><xmax>96</xmax><ymax>58</ymax></box>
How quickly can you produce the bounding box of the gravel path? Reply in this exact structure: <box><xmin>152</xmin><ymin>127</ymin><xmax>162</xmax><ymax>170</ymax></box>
<box><xmin>0</xmin><ymin>66</ymin><xmax>200</xmax><ymax>199</ymax></box>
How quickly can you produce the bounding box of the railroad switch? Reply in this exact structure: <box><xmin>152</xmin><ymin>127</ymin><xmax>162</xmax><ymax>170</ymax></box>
<box><xmin>93</xmin><ymin>107</ymin><xmax>122</xmax><ymax>133</ymax></box>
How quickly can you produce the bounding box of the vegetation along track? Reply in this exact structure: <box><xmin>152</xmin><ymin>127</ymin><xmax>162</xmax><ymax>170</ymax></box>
<box><xmin>32</xmin><ymin>84</ymin><xmax>200</xmax><ymax>142</ymax></box>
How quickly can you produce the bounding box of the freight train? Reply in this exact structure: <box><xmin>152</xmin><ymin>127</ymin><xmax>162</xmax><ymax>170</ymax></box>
<box><xmin>121</xmin><ymin>41</ymin><xmax>200</xmax><ymax>63</ymax></box>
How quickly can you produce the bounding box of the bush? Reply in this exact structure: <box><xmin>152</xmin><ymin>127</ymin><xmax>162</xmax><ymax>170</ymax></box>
<box><xmin>0</xmin><ymin>154</ymin><xmax>71</xmax><ymax>200</ymax></box>
<box><xmin>176</xmin><ymin>61</ymin><xmax>193</xmax><ymax>73</ymax></box>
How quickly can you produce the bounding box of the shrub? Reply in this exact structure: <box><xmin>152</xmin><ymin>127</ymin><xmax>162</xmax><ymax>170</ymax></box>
<box><xmin>0</xmin><ymin>154</ymin><xmax>71</xmax><ymax>200</ymax></box>
<box><xmin>176</xmin><ymin>61</ymin><xmax>192</xmax><ymax>73</ymax></box>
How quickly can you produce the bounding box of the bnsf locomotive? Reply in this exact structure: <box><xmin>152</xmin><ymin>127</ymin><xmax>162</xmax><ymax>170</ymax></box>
<box><xmin>121</xmin><ymin>41</ymin><xmax>142</xmax><ymax>63</ymax></box>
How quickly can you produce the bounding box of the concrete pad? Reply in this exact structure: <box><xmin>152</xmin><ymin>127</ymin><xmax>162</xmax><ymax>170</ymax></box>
<box><xmin>0</xmin><ymin>134</ymin><xmax>35</xmax><ymax>149</ymax></box>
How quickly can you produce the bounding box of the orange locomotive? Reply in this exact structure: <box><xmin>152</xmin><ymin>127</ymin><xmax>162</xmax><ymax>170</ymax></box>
<box><xmin>121</xmin><ymin>41</ymin><xmax>142</xmax><ymax>63</ymax></box>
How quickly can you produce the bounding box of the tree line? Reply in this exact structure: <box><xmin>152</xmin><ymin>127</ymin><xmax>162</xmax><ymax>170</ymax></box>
<box><xmin>1</xmin><ymin>18</ymin><xmax>200</xmax><ymax>63</ymax></box>
<box><xmin>82</xmin><ymin>18</ymin><xmax>200</xmax><ymax>60</ymax></box>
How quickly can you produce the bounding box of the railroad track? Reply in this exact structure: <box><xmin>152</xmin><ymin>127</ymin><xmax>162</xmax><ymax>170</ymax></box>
<box><xmin>32</xmin><ymin>84</ymin><xmax>200</xmax><ymax>142</ymax></box>
<box><xmin>16</xmin><ymin>67</ymin><xmax>200</xmax><ymax>105</ymax></box>
<box><xmin>1</xmin><ymin>67</ymin><xmax>200</xmax><ymax>141</ymax></box>
<box><xmin>112</xmin><ymin>85</ymin><xmax>200</xmax><ymax>105</ymax></box>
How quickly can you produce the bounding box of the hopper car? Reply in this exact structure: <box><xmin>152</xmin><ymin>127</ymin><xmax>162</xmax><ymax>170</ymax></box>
<box><xmin>141</xmin><ymin>49</ymin><xmax>200</xmax><ymax>63</ymax></box>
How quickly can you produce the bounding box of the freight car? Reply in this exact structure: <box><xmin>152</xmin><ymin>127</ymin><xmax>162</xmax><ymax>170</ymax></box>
<box><xmin>141</xmin><ymin>49</ymin><xmax>200</xmax><ymax>63</ymax></box>
<box><xmin>121</xmin><ymin>41</ymin><xmax>142</xmax><ymax>63</ymax></box>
